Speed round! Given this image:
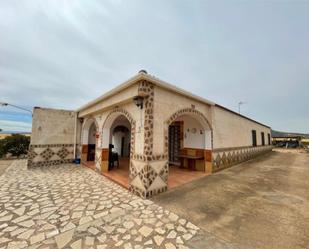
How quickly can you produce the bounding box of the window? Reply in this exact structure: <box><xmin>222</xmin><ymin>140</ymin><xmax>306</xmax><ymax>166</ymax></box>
<box><xmin>252</xmin><ymin>130</ymin><xmax>257</xmax><ymax>146</ymax></box>
<box><xmin>268</xmin><ymin>133</ymin><xmax>271</xmax><ymax>145</ymax></box>
<box><xmin>261</xmin><ymin>132</ymin><xmax>265</xmax><ymax>146</ymax></box>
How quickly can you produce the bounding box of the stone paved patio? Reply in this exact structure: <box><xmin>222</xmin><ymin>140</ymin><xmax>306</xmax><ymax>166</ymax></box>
<box><xmin>0</xmin><ymin>160</ymin><xmax>231</xmax><ymax>249</ymax></box>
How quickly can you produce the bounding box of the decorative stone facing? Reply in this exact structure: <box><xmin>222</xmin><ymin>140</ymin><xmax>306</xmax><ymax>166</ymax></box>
<box><xmin>28</xmin><ymin>144</ymin><xmax>74</xmax><ymax>168</ymax></box>
<box><xmin>138</xmin><ymin>80</ymin><xmax>154</xmax><ymax>159</ymax></box>
<box><xmin>128</xmin><ymin>81</ymin><xmax>169</xmax><ymax>198</ymax></box>
<box><xmin>212</xmin><ymin>145</ymin><xmax>273</xmax><ymax>172</ymax></box>
<box><xmin>102</xmin><ymin>108</ymin><xmax>136</xmax><ymax>157</ymax></box>
<box><xmin>129</xmin><ymin>156</ymin><xmax>168</xmax><ymax>198</ymax></box>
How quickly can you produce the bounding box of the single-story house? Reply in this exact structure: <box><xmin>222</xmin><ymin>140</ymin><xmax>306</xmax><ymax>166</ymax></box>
<box><xmin>28</xmin><ymin>71</ymin><xmax>272</xmax><ymax>198</ymax></box>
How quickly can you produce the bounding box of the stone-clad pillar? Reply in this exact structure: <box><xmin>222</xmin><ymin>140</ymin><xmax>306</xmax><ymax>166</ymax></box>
<box><xmin>129</xmin><ymin>80</ymin><xmax>168</xmax><ymax>198</ymax></box>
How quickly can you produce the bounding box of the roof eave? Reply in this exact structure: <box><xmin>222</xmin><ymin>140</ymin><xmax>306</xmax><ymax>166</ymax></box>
<box><xmin>76</xmin><ymin>73</ymin><xmax>216</xmax><ymax>113</ymax></box>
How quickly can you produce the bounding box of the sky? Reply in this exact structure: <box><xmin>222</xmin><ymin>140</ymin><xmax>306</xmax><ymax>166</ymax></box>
<box><xmin>0</xmin><ymin>0</ymin><xmax>308</xmax><ymax>133</ymax></box>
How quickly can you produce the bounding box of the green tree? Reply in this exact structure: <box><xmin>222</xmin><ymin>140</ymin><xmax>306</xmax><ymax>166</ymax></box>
<box><xmin>0</xmin><ymin>134</ymin><xmax>30</xmax><ymax>158</ymax></box>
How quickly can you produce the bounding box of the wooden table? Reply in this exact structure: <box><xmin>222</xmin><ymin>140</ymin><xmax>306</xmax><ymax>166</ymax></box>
<box><xmin>178</xmin><ymin>154</ymin><xmax>204</xmax><ymax>170</ymax></box>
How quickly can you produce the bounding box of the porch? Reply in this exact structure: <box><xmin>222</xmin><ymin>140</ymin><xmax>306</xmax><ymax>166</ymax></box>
<box><xmin>83</xmin><ymin>159</ymin><xmax>207</xmax><ymax>190</ymax></box>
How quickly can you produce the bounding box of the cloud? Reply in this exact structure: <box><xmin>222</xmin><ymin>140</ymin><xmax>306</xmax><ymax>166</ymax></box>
<box><xmin>0</xmin><ymin>119</ymin><xmax>31</xmax><ymax>132</ymax></box>
<box><xmin>0</xmin><ymin>0</ymin><xmax>308</xmax><ymax>133</ymax></box>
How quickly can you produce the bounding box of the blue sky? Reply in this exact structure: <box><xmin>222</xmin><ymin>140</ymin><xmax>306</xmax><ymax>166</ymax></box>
<box><xmin>0</xmin><ymin>0</ymin><xmax>308</xmax><ymax>133</ymax></box>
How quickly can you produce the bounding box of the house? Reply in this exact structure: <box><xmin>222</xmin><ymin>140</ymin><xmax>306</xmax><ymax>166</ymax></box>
<box><xmin>28</xmin><ymin>71</ymin><xmax>272</xmax><ymax>198</ymax></box>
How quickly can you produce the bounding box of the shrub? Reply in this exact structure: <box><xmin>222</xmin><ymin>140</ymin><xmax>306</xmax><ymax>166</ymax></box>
<box><xmin>0</xmin><ymin>134</ymin><xmax>30</xmax><ymax>158</ymax></box>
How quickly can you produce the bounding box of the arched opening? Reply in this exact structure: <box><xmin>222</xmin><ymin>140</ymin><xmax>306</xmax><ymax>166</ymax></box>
<box><xmin>81</xmin><ymin>118</ymin><xmax>98</xmax><ymax>168</ymax></box>
<box><xmin>166</xmin><ymin>111</ymin><xmax>212</xmax><ymax>188</ymax></box>
<box><xmin>102</xmin><ymin>113</ymin><xmax>133</xmax><ymax>188</ymax></box>
<box><xmin>87</xmin><ymin>123</ymin><xmax>97</xmax><ymax>161</ymax></box>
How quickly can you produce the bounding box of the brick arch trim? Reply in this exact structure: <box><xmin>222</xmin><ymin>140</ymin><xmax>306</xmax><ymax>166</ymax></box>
<box><xmin>101</xmin><ymin>108</ymin><xmax>136</xmax><ymax>155</ymax></box>
<box><xmin>165</xmin><ymin>107</ymin><xmax>212</xmax><ymax>130</ymax></box>
<box><xmin>81</xmin><ymin>117</ymin><xmax>99</xmax><ymax>145</ymax></box>
<box><xmin>164</xmin><ymin>107</ymin><xmax>213</xmax><ymax>152</ymax></box>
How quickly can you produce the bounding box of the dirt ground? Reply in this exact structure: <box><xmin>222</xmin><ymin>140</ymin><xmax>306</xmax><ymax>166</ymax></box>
<box><xmin>153</xmin><ymin>150</ymin><xmax>309</xmax><ymax>249</ymax></box>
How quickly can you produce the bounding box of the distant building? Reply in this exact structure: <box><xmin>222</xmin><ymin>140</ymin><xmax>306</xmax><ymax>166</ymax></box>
<box><xmin>272</xmin><ymin>130</ymin><xmax>309</xmax><ymax>148</ymax></box>
<box><xmin>28</xmin><ymin>71</ymin><xmax>272</xmax><ymax>197</ymax></box>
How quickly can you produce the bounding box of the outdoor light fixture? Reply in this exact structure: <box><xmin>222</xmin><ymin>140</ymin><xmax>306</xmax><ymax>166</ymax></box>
<box><xmin>133</xmin><ymin>96</ymin><xmax>144</xmax><ymax>109</ymax></box>
<box><xmin>0</xmin><ymin>102</ymin><xmax>33</xmax><ymax>116</ymax></box>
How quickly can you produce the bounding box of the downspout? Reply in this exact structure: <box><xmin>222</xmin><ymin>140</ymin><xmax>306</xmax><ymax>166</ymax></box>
<box><xmin>73</xmin><ymin>111</ymin><xmax>78</xmax><ymax>160</ymax></box>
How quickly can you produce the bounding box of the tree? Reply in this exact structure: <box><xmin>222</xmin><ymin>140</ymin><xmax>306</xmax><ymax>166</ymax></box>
<box><xmin>0</xmin><ymin>134</ymin><xmax>30</xmax><ymax>158</ymax></box>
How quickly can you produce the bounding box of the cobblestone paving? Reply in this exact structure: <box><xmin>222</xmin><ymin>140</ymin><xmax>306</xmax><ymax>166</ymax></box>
<box><xmin>0</xmin><ymin>160</ymin><xmax>232</xmax><ymax>249</ymax></box>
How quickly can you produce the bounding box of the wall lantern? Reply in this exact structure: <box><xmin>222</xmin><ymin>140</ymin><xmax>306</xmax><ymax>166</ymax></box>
<box><xmin>133</xmin><ymin>96</ymin><xmax>144</xmax><ymax>109</ymax></box>
<box><xmin>95</xmin><ymin>133</ymin><xmax>100</xmax><ymax>139</ymax></box>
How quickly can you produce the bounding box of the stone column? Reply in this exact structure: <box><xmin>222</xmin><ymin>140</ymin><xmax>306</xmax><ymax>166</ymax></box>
<box><xmin>129</xmin><ymin>80</ymin><xmax>168</xmax><ymax>198</ymax></box>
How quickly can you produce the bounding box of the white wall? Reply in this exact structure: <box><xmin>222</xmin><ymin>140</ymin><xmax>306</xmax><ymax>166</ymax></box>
<box><xmin>212</xmin><ymin>106</ymin><xmax>271</xmax><ymax>149</ymax></box>
<box><xmin>112</xmin><ymin>131</ymin><xmax>131</xmax><ymax>156</ymax></box>
<box><xmin>88</xmin><ymin>123</ymin><xmax>96</xmax><ymax>144</ymax></box>
<box><xmin>180</xmin><ymin>116</ymin><xmax>205</xmax><ymax>149</ymax></box>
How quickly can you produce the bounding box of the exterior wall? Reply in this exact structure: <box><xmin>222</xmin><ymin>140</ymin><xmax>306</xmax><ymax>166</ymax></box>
<box><xmin>153</xmin><ymin>86</ymin><xmax>212</xmax><ymax>155</ymax></box>
<box><xmin>78</xmin><ymin>84</ymin><xmax>139</xmax><ymax>117</ymax></box>
<box><xmin>129</xmin><ymin>84</ymin><xmax>214</xmax><ymax>197</ymax></box>
<box><xmin>28</xmin><ymin>108</ymin><xmax>77</xmax><ymax>167</ymax></box>
<box><xmin>212</xmin><ymin>106</ymin><xmax>271</xmax><ymax>148</ymax></box>
<box><xmin>212</xmin><ymin>106</ymin><xmax>272</xmax><ymax>171</ymax></box>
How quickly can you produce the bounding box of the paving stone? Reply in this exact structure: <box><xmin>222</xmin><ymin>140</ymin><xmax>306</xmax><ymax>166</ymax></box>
<box><xmin>165</xmin><ymin>243</ymin><xmax>176</xmax><ymax>249</ymax></box>
<box><xmin>0</xmin><ymin>214</ymin><xmax>13</xmax><ymax>222</ymax></box>
<box><xmin>2</xmin><ymin>226</ymin><xmax>17</xmax><ymax>232</ymax></box>
<box><xmin>97</xmin><ymin>245</ymin><xmax>107</xmax><ymax>249</ymax></box>
<box><xmin>88</xmin><ymin>227</ymin><xmax>99</xmax><ymax>235</ymax></box>
<box><xmin>55</xmin><ymin>229</ymin><xmax>74</xmax><ymax>248</ymax></box>
<box><xmin>85</xmin><ymin>236</ymin><xmax>94</xmax><ymax>246</ymax></box>
<box><xmin>167</xmin><ymin>230</ymin><xmax>177</xmax><ymax>239</ymax></box>
<box><xmin>123</xmin><ymin>221</ymin><xmax>135</xmax><ymax>229</ymax></box>
<box><xmin>0</xmin><ymin>160</ymin><xmax>217</xmax><ymax>249</ymax></box>
<box><xmin>154</xmin><ymin>235</ymin><xmax>164</xmax><ymax>246</ymax></box>
<box><xmin>138</xmin><ymin>225</ymin><xmax>153</xmax><ymax>237</ymax></box>
<box><xmin>19</xmin><ymin>219</ymin><xmax>35</xmax><ymax>228</ymax></box>
<box><xmin>17</xmin><ymin>229</ymin><xmax>35</xmax><ymax>240</ymax></box>
<box><xmin>30</xmin><ymin>232</ymin><xmax>45</xmax><ymax>244</ymax></box>
<box><xmin>7</xmin><ymin>240</ymin><xmax>28</xmax><ymax>249</ymax></box>
<box><xmin>13</xmin><ymin>206</ymin><xmax>26</xmax><ymax>216</ymax></box>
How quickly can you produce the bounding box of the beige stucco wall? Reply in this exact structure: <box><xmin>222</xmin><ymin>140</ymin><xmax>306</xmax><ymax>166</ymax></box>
<box><xmin>31</xmin><ymin>107</ymin><xmax>76</xmax><ymax>145</ymax></box>
<box><xmin>78</xmin><ymin>84</ymin><xmax>139</xmax><ymax>117</ymax></box>
<box><xmin>212</xmin><ymin>106</ymin><xmax>271</xmax><ymax>149</ymax></box>
<box><xmin>152</xmin><ymin>85</ymin><xmax>212</xmax><ymax>154</ymax></box>
<box><xmin>81</xmin><ymin>101</ymin><xmax>144</xmax><ymax>155</ymax></box>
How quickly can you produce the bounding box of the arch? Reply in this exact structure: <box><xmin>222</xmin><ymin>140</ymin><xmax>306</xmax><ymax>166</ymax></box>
<box><xmin>101</xmin><ymin>108</ymin><xmax>136</xmax><ymax>155</ymax></box>
<box><xmin>164</xmin><ymin>107</ymin><xmax>213</xmax><ymax>154</ymax></box>
<box><xmin>165</xmin><ymin>107</ymin><xmax>212</xmax><ymax>131</ymax></box>
<box><xmin>81</xmin><ymin>117</ymin><xmax>99</xmax><ymax>145</ymax></box>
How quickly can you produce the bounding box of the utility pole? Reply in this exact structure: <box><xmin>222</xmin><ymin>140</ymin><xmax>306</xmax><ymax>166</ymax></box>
<box><xmin>238</xmin><ymin>101</ymin><xmax>247</xmax><ymax>114</ymax></box>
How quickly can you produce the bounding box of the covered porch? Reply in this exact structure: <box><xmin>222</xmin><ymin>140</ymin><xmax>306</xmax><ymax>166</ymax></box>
<box><xmin>83</xmin><ymin>159</ymin><xmax>207</xmax><ymax>190</ymax></box>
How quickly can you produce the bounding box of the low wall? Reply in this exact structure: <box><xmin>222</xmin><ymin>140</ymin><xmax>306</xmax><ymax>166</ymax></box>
<box><xmin>28</xmin><ymin>144</ymin><xmax>74</xmax><ymax>167</ymax></box>
<box><xmin>212</xmin><ymin>145</ymin><xmax>273</xmax><ymax>172</ymax></box>
<box><xmin>27</xmin><ymin>107</ymin><xmax>77</xmax><ymax>168</ymax></box>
